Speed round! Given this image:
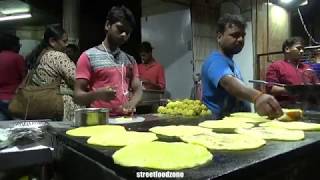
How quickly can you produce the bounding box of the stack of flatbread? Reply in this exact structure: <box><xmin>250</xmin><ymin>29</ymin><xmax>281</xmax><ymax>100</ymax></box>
<box><xmin>277</xmin><ymin>109</ymin><xmax>303</xmax><ymax>121</ymax></box>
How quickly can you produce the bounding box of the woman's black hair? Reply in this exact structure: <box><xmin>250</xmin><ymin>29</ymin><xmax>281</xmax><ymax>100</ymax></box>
<box><xmin>26</xmin><ymin>24</ymin><xmax>66</xmax><ymax>69</ymax></box>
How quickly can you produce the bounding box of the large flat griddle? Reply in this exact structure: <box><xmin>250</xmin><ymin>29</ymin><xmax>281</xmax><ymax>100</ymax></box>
<box><xmin>51</xmin><ymin>115</ymin><xmax>320</xmax><ymax>180</ymax></box>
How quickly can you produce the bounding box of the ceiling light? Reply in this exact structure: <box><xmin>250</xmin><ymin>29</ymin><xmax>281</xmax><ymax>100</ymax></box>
<box><xmin>264</xmin><ymin>2</ymin><xmax>274</xmax><ymax>5</ymax></box>
<box><xmin>300</xmin><ymin>0</ymin><xmax>308</xmax><ymax>6</ymax></box>
<box><xmin>0</xmin><ymin>13</ymin><xmax>31</xmax><ymax>21</ymax></box>
<box><xmin>1</xmin><ymin>7</ymin><xmax>30</xmax><ymax>15</ymax></box>
<box><xmin>280</xmin><ymin>0</ymin><xmax>294</xmax><ymax>4</ymax></box>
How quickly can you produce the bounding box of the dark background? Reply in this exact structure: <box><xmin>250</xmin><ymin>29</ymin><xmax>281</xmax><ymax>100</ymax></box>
<box><xmin>1</xmin><ymin>0</ymin><xmax>142</xmax><ymax>61</ymax></box>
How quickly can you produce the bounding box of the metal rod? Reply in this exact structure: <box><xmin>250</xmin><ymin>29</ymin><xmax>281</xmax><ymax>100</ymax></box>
<box><xmin>249</xmin><ymin>80</ymin><xmax>286</xmax><ymax>87</ymax></box>
<box><xmin>257</xmin><ymin>51</ymin><xmax>283</xmax><ymax>57</ymax></box>
<box><xmin>305</xmin><ymin>45</ymin><xmax>320</xmax><ymax>50</ymax></box>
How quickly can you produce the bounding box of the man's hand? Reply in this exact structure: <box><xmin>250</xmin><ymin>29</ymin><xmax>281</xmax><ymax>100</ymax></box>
<box><xmin>141</xmin><ymin>79</ymin><xmax>162</xmax><ymax>90</ymax></box>
<box><xmin>219</xmin><ymin>76</ymin><xmax>283</xmax><ymax>119</ymax></box>
<box><xmin>94</xmin><ymin>87</ymin><xmax>116</xmax><ymax>102</ymax></box>
<box><xmin>254</xmin><ymin>94</ymin><xmax>283</xmax><ymax>119</ymax></box>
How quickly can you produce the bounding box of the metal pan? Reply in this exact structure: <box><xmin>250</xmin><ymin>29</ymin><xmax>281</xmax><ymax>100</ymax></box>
<box><xmin>284</xmin><ymin>84</ymin><xmax>320</xmax><ymax>96</ymax></box>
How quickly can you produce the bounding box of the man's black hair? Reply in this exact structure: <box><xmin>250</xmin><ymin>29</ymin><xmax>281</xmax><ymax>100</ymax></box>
<box><xmin>282</xmin><ymin>36</ymin><xmax>304</xmax><ymax>52</ymax></box>
<box><xmin>216</xmin><ymin>14</ymin><xmax>246</xmax><ymax>34</ymax></box>
<box><xmin>140</xmin><ymin>41</ymin><xmax>153</xmax><ymax>53</ymax></box>
<box><xmin>106</xmin><ymin>6</ymin><xmax>136</xmax><ymax>29</ymax></box>
<box><xmin>0</xmin><ymin>33</ymin><xmax>20</xmax><ymax>52</ymax></box>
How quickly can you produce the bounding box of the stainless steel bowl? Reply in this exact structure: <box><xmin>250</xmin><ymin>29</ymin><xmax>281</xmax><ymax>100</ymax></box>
<box><xmin>74</xmin><ymin>108</ymin><xmax>109</xmax><ymax>127</ymax></box>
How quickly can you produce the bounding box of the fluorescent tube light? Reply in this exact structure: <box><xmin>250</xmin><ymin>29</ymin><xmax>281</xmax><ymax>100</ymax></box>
<box><xmin>280</xmin><ymin>0</ymin><xmax>294</xmax><ymax>4</ymax></box>
<box><xmin>264</xmin><ymin>2</ymin><xmax>274</xmax><ymax>5</ymax></box>
<box><xmin>0</xmin><ymin>13</ymin><xmax>31</xmax><ymax>21</ymax></box>
<box><xmin>300</xmin><ymin>0</ymin><xmax>308</xmax><ymax>6</ymax></box>
<box><xmin>1</xmin><ymin>7</ymin><xmax>30</xmax><ymax>15</ymax></box>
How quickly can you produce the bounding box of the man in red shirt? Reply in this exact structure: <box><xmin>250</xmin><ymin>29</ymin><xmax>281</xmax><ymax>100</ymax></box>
<box><xmin>0</xmin><ymin>33</ymin><xmax>25</xmax><ymax>120</ymax></box>
<box><xmin>266</xmin><ymin>37</ymin><xmax>319</xmax><ymax>107</ymax></box>
<box><xmin>138</xmin><ymin>41</ymin><xmax>165</xmax><ymax>91</ymax></box>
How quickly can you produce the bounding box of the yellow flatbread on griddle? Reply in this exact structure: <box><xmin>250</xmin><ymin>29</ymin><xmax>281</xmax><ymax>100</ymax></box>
<box><xmin>259</xmin><ymin>121</ymin><xmax>320</xmax><ymax>131</ymax></box>
<box><xmin>149</xmin><ymin>125</ymin><xmax>212</xmax><ymax>137</ymax></box>
<box><xmin>181</xmin><ymin>133</ymin><xmax>266</xmax><ymax>151</ymax></box>
<box><xmin>198</xmin><ymin>120</ymin><xmax>254</xmax><ymax>133</ymax></box>
<box><xmin>235</xmin><ymin>127</ymin><xmax>304</xmax><ymax>141</ymax></box>
<box><xmin>66</xmin><ymin>125</ymin><xmax>126</xmax><ymax>137</ymax></box>
<box><xmin>87</xmin><ymin>131</ymin><xmax>158</xmax><ymax>146</ymax></box>
<box><xmin>112</xmin><ymin>141</ymin><xmax>212</xmax><ymax>170</ymax></box>
<box><xmin>230</xmin><ymin>112</ymin><xmax>267</xmax><ymax>119</ymax></box>
<box><xmin>223</xmin><ymin>116</ymin><xmax>271</xmax><ymax>124</ymax></box>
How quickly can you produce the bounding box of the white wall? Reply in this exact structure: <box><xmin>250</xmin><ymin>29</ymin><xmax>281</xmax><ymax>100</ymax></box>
<box><xmin>141</xmin><ymin>9</ymin><xmax>193</xmax><ymax>99</ymax></box>
<box><xmin>234</xmin><ymin>21</ymin><xmax>254</xmax><ymax>87</ymax></box>
<box><xmin>234</xmin><ymin>21</ymin><xmax>254</xmax><ymax>111</ymax></box>
<box><xmin>19</xmin><ymin>39</ymin><xmax>40</xmax><ymax>57</ymax></box>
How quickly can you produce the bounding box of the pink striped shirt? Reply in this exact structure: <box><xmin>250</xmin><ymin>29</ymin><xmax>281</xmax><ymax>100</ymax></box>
<box><xmin>76</xmin><ymin>47</ymin><xmax>139</xmax><ymax>116</ymax></box>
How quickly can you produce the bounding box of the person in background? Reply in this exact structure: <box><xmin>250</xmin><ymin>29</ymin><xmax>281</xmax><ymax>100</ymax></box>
<box><xmin>74</xmin><ymin>6</ymin><xmax>143</xmax><ymax>116</ymax></box>
<box><xmin>66</xmin><ymin>44</ymin><xmax>80</xmax><ymax>64</ymax></box>
<box><xmin>0</xmin><ymin>33</ymin><xmax>25</xmax><ymax>120</ymax></box>
<box><xmin>191</xmin><ymin>73</ymin><xmax>202</xmax><ymax>100</ymax></box>
<box><xmin>26</xmin><ymin>24</ymin><xmax>79</xmax><ymax>121</ymax></box>
<box><xmin>138</xmin><ymin>41</ymin><xmax>166</xmax><ymax>91</ymax></box>
<box><xmin>266</xmin><ymin>37</ymin><xmax>319</xmax><ymax>108</ymax></box>
<box><xmin>201</xmin><ymin>14</ymin><xmax>283</xmax><ymax>119</ymax></box>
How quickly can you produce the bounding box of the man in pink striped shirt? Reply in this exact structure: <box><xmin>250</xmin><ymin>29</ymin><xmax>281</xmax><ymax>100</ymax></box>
<box><xmin>74</xmin><ymin>6</ymin><xmax>142</xmax><ymax>116</ymax></box>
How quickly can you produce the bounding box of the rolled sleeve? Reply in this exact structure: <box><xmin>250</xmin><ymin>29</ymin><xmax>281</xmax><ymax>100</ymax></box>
<box><xmin>207</xmin><ymin>59</ymin><xmax>234</xmax><ymax>88</ymax></box>
<box><xmin>76</xmin><ymin>53</ymin><xmax>91</xmax><ymax>80</ymax></box>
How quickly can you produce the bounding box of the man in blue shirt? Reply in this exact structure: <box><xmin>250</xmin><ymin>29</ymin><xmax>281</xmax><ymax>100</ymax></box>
<box><xmin>201</xmin><ymin>14</ymin><xmax>283</xmax><ymax>119</ymax></box>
